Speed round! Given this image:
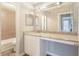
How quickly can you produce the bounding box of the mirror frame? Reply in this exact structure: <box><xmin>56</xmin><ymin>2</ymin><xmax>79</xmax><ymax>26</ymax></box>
<box><xmin>25</xmin><ymin>14</ymin><xmax>34</xmax><ymax>26</ymax></box>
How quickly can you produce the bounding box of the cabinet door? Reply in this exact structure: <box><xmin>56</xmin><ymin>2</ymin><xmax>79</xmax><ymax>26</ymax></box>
<box><xmin>24</xmin><ymin>35</ymin><xmax>40</xmax><ymax>56</ymax></box>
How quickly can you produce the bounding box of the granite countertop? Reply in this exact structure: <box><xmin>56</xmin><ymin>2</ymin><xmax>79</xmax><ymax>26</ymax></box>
<box><xmin>24</xmin><ymin>31</ymin><xmax>78</xmax><ymax>43</ymax></box>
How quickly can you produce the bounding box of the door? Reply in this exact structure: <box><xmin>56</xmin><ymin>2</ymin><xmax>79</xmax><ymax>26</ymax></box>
<box><xmin>24</xmin><ymin>35</ymin><xmax>40</xmax><ymax>56</ymax></box>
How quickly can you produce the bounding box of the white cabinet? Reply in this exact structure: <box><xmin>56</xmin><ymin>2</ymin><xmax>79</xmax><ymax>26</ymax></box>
<box><xmin>24</xmin><ymin>35</ymin><xmax>40</xmax><ymax>56</ymax></box>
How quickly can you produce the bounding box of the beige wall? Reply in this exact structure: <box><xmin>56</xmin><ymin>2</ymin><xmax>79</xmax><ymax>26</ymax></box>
<box><xmin>45</xmin><ymin>3</ymin><xmax>78</xmax><ymax>33</ymax></box>
<box><xmin>1</xmin><ymin>7</ymin><xmax>16</xmax><ymax>39</ymax></box>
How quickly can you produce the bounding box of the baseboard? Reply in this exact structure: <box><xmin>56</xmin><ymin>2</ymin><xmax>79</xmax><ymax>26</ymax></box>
<box><xmin>47</xmin><ymin>51</ymin><xmax>59</xmax><ymax>56</ymax></box>
<box><xmin>17</xmin><ymin>52</ymin><xmax>59</xmax><ymax>56</ymax></box>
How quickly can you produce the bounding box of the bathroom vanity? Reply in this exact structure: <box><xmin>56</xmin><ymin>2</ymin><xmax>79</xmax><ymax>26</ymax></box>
<box><xmin>24</xmin><ymin>31</ymin><xmax>78</xmax><ymax>56</ymax></box>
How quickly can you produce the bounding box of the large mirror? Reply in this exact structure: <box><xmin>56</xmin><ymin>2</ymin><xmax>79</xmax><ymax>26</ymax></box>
<box><xmin>44</xmin><ymin>3</ymin><xmax>78</xmax><ymax>34</ymax></box>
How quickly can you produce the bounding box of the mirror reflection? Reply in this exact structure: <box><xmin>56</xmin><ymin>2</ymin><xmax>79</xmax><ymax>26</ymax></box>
<box><xmin>40</xmin><ymin>3</ymin><xmax>78</xmax><ymax>34</ymax></box>
<box><xmin>59</xmin><ymin>12</ymin><xmax>72</xmax><ymax>32</ymax></box>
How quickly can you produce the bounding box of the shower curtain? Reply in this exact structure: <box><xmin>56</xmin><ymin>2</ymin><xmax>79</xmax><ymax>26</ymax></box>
<box><xmin>1</xmin><ymin>7</ymin><xmax>16</xmax><ymax>40</ymax></box>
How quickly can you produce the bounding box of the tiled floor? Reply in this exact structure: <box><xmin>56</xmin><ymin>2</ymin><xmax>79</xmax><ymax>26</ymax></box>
<box><xmin>2</xmin><ymin>53</ymin><xmax>16</xmax><ymax>56</ymax></box>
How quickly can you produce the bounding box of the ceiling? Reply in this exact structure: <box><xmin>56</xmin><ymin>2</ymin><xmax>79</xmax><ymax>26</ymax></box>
<box><xmin>0</xmin><ymin>2</ymin><xmax>63</xmax><ymax>11</ymax></box>
<box><xmin>0</xmin><ymin>2</ymin><xmax>17</xmax><ymax>11</ymax></box>
<box><xmin>22</xmin><ymin>2</ymin><xmax>63</xmax><ymax>11</ymax></box>
<box><xmin>23</xmin><ymin>2</ymin><xmax>56</xmax><ymax>9</ymax></box>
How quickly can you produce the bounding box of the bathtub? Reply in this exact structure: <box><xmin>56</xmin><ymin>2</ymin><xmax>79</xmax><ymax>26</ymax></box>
<box><xmin>1</xmin><ymin>38</ymin><xmax>16</xmax><ymax>55</ymax></box>
<box><xmin>1</xmin><ymin>38</ymin><xmax>16</xmax><ymax>45</ymax></box>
